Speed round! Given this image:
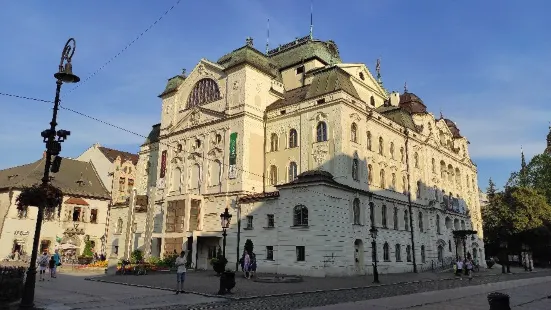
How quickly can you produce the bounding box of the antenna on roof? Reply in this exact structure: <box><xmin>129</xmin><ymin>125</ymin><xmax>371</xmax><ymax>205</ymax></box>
<box><xmin>266</xmin><ymin>18</ymin><xmax>270</xmax><ymax>54</ymax></box>
<box><xmin>404</xmin><ymin>81</ymin><xmax>408</xmax><ymax>93</ymax></box>
<box><xmin>309</xmin><ymin>0</ymin><xmax>314</xmax><ymax>39</ymax></box>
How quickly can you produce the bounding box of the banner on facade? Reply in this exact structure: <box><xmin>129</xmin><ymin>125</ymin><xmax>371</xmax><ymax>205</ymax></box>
<box><xmin>228</xmin><ymin>132</ymin><xmax>238</xmax><ymax>179</ymax></box>
<box><xmin>160</xmin><ymin>150</ymin><xmax>167</xmax><ymax>179</ymax></box>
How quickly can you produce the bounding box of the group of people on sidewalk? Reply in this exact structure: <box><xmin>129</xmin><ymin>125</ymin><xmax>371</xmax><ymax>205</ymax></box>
<box><xmin>239</xmin><ymin>250</ymin><xmax>257</xmax><ymax>279</ymax></box>
<box><xmin>454</xmin><ymin>256</ymin><xmax>477</xmax><ymax>280</ymax></box>
<box><xmin>37</xmin><ymin>250</ymin><xmax>61</xmax><ymax>281</ymax></box>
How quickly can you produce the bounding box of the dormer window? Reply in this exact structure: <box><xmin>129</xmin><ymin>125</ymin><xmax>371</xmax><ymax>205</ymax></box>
<box><xmin>215</xmin><ymin>134</ymin><xmax>222</xmax><ymax>144</ymax></box>
<box><xmin>296</xmin><ymin>66</ymin><xmax>305</xmax><ymax>74</ymax></box>
<box><xmin>359</xmin><ymin>72</ymin><xmax>365</xmax><ymax>80</ymax></box>
<box><xmin>195</xmin><ymin>139</ymin><xmax>201</xmax><ymax>148</ymax></box>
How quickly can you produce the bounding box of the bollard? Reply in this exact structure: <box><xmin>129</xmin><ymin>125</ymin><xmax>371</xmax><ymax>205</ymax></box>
<box><xmin>487</xmin><ymin>292</ymin><xmax>511</xmax><ymax>310</ymax></box>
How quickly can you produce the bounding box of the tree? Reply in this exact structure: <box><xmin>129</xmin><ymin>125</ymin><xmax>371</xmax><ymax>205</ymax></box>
<box><xmin>508</xmin><ymin>153</ymin><xmax>551</xmax><ymax>203</ymax></box>
<box><xmin>244</xmin><ymin>239</ymin><xmax>254</xmax><ymax>254</ymax></box>
<box><xmin>82</xmin><ymin>239</ymin><xmax>94</xmax><ymax>258</ymax></box>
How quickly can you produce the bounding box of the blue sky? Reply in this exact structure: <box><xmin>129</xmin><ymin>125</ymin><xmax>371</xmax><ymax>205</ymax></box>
<box><xmin>1</xmin><ymin>0</ymin><xmax>550</xmax><ymax>191</ymax></box>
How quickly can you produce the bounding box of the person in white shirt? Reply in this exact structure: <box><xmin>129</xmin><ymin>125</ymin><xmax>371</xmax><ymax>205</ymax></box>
<box><xmin>37</xmin><ymin>252</ymin><xmax>49</xmax><ymax>281</ymax></box>
<box><xmin>175</xmin><ymin>251</ymin><xmax>187</xmax><ymax>294</ymax></box>
<box><xmin>456</xmin><ymin>259</ymin><xmax>464</xmax><ymax>280</ymax></box>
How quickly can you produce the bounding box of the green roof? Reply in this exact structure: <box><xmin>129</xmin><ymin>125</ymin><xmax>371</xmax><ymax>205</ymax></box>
<box><xmin>0</xmin><ymin>158</ymin><xmax>110</xmax><ymax>199</ymax></box>
<box><xmin>217</xmin><ymin>46</ymin><xmax>281</xmax><ymax>80</ymax></box>
<box><xmin>142</xmin><ymin>123</ymin><xmax>161</xmax><ymax>146</ymax></box>
<box><xmin>268</xmin><ymin>38</ymin><xmax>342</xmax><ymax>70</ymax></box>
<box><xmin>159</xmin><ymin>75</ymin><xmax>185</xmax><ymax>98</ymax></box>
<box><xmin>375</xmin><ymin>105</ymin><xmax>418</xmax><ymax>132</ymax></box>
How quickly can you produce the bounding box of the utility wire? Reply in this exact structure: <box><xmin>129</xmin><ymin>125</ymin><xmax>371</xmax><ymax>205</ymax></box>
<box><xmin>0</xmin><ymin>91</ymin><xmax>373</xmax><ymax>202</ymax></box>
<box><xmin>65</xmin><ymin>0</ymin><xmax>183</xmax><ymax>96</ymax></box>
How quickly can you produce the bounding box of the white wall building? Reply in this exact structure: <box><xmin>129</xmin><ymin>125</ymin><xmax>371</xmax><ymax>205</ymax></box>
<box><xmin>112</xmin><ymin>35</ymin><xmax>485</xmax><ymax>276</ymax></box>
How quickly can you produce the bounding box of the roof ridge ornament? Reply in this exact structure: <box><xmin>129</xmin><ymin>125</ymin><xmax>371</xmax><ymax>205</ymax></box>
<box><xmin>404</xmin><ymin>81</ymin><xmax>408</xmax><ymax>93</ymax></box>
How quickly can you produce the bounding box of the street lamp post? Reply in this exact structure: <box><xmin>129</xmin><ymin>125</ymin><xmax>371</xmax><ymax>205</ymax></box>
<box><xmin>219</xmin><ymin>208</ymin><xmax>232</xmax><ymax>259</ymax></box>
<box><xmin>370</xmin><ymin>226</ymin><xmax>380</xmax><ymax>284</ymax></box>
<box><xmin>453</xmin><ymin>235</ymin><xmax>460</xmax><ymax>261</ymax></box>
<box><xmin>19</xmin><ymin>38</ymin><xmax>80</xmax><ymax>309</ymax></box>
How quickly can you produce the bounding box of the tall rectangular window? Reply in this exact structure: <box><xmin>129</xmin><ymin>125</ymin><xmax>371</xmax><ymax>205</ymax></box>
<box><xmin>90</xmin><ymin>209</ymin><xmax>98</xmax><ymax>224</ymax></box>
<box><xmin>246</xmin><ymin>216</ymin><xmax>254</xmax><ymax>229</ymax></box>
<box><xmin>267</xmin><ymin>214</ymin><xmax>275</xmax><ymax>228</ymax></box>
<box><xmin>266</xmin><ymin>246</ymin><xmax>274</xmax><ymax>260</ymax></box>
<box><xmin>296</xmin><ymin>246</ymin><xmax>305</xmax><ymax>261</ymax></box>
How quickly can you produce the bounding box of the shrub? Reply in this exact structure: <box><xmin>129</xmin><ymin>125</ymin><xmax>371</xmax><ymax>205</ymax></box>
<box><xmin>147</xmin><ymin>256</ymin><xmax>161</xmax><ymax>265</ymax></box>
<box><xmin>130</xmin><ymin>249</ymin><xmax>143</xmax><ymax>264</ymax></box>
<box><xmin>0</xmin><ymin>266</ymin><xmax>26</xmax><ymax>304</ymax></box>
<box><xmin>81</xmin><ymin>239</ymin><xmax>93</xmax><ymax>258</ymax></box>
<box><xmin>161</xmin><ymin>254</ymin><xmax>177</xmax><ymax>268</ymax></box>
<box><xmin>244</xmin><ymin>239</ymin><xmax>254</xmax><ymax>254</ymax></box>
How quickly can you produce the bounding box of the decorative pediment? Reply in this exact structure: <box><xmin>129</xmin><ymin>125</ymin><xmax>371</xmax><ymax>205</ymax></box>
<box><xmin>349</xmin><ymin>113</ymin><xmax>361</xmax><ymax>122</ymax></box>
<box><xmin>170</xmin><ymin>156</ymin><xmax>183</xmax><ymax>164</ymax></box>
<box><xmin>310</xmin><ymin>111</ymin><xmax>328</xmax><ymax>122</ymax></box>
<box><xmin>190</xmin><ymin>58</ymin><xmax>226</xmax><ymax>80</ymax></box>
<box><xmin>187</xmin><ymin>152</ymin><xmax>202</xmax><ymax>161</ymax></box>
<box><xmin>207</xmin><ymin>147</ymin><xmax>223</xmax><ymax>158</ymax></box>
<box><xmin>336</xmin><ymin>64</ymin><xmax>388</xmax><ymax>98</ymax></box>
<box><xmin>171</xmin><ymin>106</ymin><xmax>226</xmax><ymax>134</ymax></box>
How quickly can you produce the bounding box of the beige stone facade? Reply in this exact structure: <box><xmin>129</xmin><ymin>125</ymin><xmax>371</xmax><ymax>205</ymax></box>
<box><xmin>112</xmin><ymin>35</ymin><xmax>485</xmax><ymax>276</ymax></box>
<box><xmin>0</xmin><ymin>158</ymin><xmax>110</xmax><ymax>260</ymax></box>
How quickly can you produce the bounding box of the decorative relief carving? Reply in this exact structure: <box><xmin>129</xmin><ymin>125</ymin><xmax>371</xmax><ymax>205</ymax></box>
<box><xmin>232</xmin><ymin>81</ymin><xmax>239</xmax><ymax>90</ymax></box>
<box><xmin>207</xmin><ymin>147</ymin><xmax>223</xmax><ymax>158</ymax></box>
<box><xmin>190</xmin><ymin>111</ymin><xmax>201</xmax><ymax>127</ymax></box>
<box><xmin>349</xmin><ymin>113</ymin><xmax>361</xmax><ymax>122</ymax></box>
<box><xmin>310</xmin><ymin>111</ymin><xmax>328</xmax><ymax>122</ymax></box>
<box><xmin>312</xmin><ymin>143</ymin><xmax>329</xmax><ymax>167</ymax></box>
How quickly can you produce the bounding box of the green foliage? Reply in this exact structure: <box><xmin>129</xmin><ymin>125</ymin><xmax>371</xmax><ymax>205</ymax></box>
<box><xmin>160</xmin><ymin>254</ymin><xmax>177</xmax><ymax>268</ymax></box>
<box><xmin>82</xmin><ymin>240</ymin><xmax>94</xmax><ymax>258</ymax></box>
<box><xmin>147</xmin><ymin>256</ymin><xmax>161</xmax><ymax>265</ymax></box>
<box><xmin>244</xmin><ymin>239</ymin><xmax>254</xmax><ymax>254</ymax></box>
<box><xmin>130</xmin><ymin>249</ymin><xmax>143</xmax><ymax>263</ymax></box>
<box><xmin>507</xmin><ymin>153</ymin><xmax>551</xmax><ymax>203</ymax></box>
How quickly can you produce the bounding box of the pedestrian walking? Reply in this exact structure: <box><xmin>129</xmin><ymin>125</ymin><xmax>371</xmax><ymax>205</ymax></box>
<box><xmin>38</xmin><ymin>252</ymin><xmax>49</xmax><ymax>281</ymax></box>
<box><xmin>249</xmin><ymin>252</ymin><xmax>257</xmax><ymax>279</ymax></box>
<box><xmin>174</xmin><ymin>251</ymin><xmax>187</xmax><ymax>294</ymax></box>
<box><xmin>456</xmin><ymin>259</ymin><xmax>463</xmax><ymax>280</ymax></box>
<box><xmin>466</xmin><ymin>259</ymin><xmax>473</xmax><ymax>281</ymax></box>
<box><xmin>243</xmin><ymin>251</ymin><xmax>251</xmax><ymax>279</ymax></box>
<box><xmin>52</xmin><ymin>249</ymin><xmax>61</xmax><ymax>278</ymax></box>
<box><xmin>48</xmin><ymin>256</ymin><xmax>56</xmax><ymax>279</ymax></box>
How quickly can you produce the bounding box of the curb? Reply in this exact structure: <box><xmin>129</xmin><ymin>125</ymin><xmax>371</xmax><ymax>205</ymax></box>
<box><xmin>84</xmin><ymin>270</ymin><xmax>546</xmax><ymax>301</ymax></box>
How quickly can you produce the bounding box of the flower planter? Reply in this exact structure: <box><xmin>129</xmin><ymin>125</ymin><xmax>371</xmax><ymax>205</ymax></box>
<box><xmin>78</xmin><ymin>257</ymin><xmax>93</xmax><ymax>265</ymax></box>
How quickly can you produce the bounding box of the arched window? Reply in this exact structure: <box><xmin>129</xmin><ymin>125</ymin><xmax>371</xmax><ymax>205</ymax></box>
<box><xmin>406</xmin><ymin>245</ymin><xmax>412</xmax><ymax>262</ymax></box>
<box><xmin>367</xmin><ymin>164</ymin><xmax>373</xmax><ymax>184</ymax></box>
<box><xmin>370</xmin><ymin>96</ymin><xmax>375</xmax><ymax>106</ymax></box>
<box><xmin>383</xmin><ymin>243</ymin><xmax>390</xmax><ymax>261</ymax></box>
<box><xmin>293</xmin><ymin>205</ymin><xmax>308</xmax><ymax>226</ymax></box>
<box><xmin>436</xmin><ymin>214</ymin><xmax>441</xmax><ymax>234</ymax></box>
<box><xmin>316</xmin><ymin>122</ymin><xmax>327</xmax><ymax>142</ymax></box>
<box><xmin>187</xmin><ymin>78</ymin><xmax>221</xmax><ymax>109</ymax></box>
<box><xmin>414</xmin><ymin>152</ymin><xmax>419</xmax><ymax>168</ymax></box>
<box><xmin>404</xmin><ymin>210</ymin><xmax>409</xmax><ymax>231</ymax></box>
<box><xmin>270</xmin><ymin>133</ymin><xmax>279</xmax><ymax>152</ymax></box>
<box><xmin>269</xmin><ymin>165</ymin><xmax>278</xmax><ymax>185</ymax></box>
<box><xmin>418</xmin><ymin>212</ymin><xmax>424</xmax><ymax>232</ymax></box>
<box><xmin>209</xmin><ymin>161</ymin><xmax>221</xmax><ymax>186</ymax></box>
<box><xmin>351</xmin><ymin>123</ymin><xmax>357</xmax><ymax>142</ymax></box>
<box><xmin>448</xmin><ymin>164</ymin><xmax>454</xmax><ymax>183</ymax></box>
<box><xmin>382</xmin><ymin>205</ymin><xmax>388</xmax><ymax>228</ymax></box>
<box><xmin>353</xmin><ymin>198</ymin><xmax>361</xmax><ymax>225</ymax></box>
<box><xmin>288</xmin><ymin>162</ymin><xmax>298</xmax><ymax>181</ymax></box>
<box><xmin>393</xmin><ymin>207</ymin><xmax>398</xmax><ymax>229</ymax></box>
<box><xmin>366</xmin><ymin>132</ymin><xmax>372</xmax><ymax>150</ymax></box>
<box><xmin>390</xmin><ymin>142</ymin><xmax>395</xmax><ymax>159</ymax></box>
<box><xmin>172</xmin><ymin>168</ymin><xmax>181</xmax><ymax>191</ymax></box>
<box><xmin>391</xmin><ymin>173</ymin><xmax>396</xmax><ymax>190</ymax></box>
<box><xmin>352</xmin><ymin>158</ymin><xmax>359</xmax><ymax>181</ymax></box>
<box><xmin>189</xmin><ymin>164</ymin><xmax>201</xmax><ymax>189</ymax></box>
<box><xmin>395</xmin><ymin>244</ymin><xmax>401</xmax><ymax>261</ymax></box>
<box><xmin>289</xmin><ymin>129</ymin><xmax>298</xmax><ymax>148</ymax></box>
<box><xmin>437</xmin><ymin>245</ymin><xmax>444</xmax><ymax>261</ymax></box>
<box><xmin>440</xmin><ymin>161</ymin><xmax>446</xmax><ymax>179</ymax></box>
<box><xmin>421</xmin><ymin>245</ymin><xmax>426</xmax><ymax>263</ymax></box>
<box><xmin>116</xmin><ymin>218</ymin><xmax>123</xmax><ymax>234</ymax></box>
<box><xmin>455</xmin><ymin>168</ymin><xmax>461</xmax><ymax>187</ymax></box>
<box><xmin>416</xmin><ymin>180</ymin><xmax>422</xmax><ymax>198</ymax></box>
<box><xmin>378</xmin><ymin>137</ymin><xmax>384</xmax><ymax>155</ymax></box>
<box><xmin>379</xmin><ymin>169</ymin><xmax>386</xmax><ymax>188</ymax></box>
<box><xmin>461</xmin><ymin>220</ymin><xmax>466</xmax><ymax>230</ymax></box>
<box><xmin>369</xmin><ymin>202</ymin><xmax>375</xmax><ymax>225</ymax></box>
<box><xmin>431</xmin><ymin>158</ymin><xmax>436</xmax><ymax>173</ymax></box>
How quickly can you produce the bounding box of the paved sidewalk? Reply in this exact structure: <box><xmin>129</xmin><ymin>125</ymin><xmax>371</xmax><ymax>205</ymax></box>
<box><xmin>30</xmin><ymin>273</ymin><xmax>223</xmax><ymax>309</ymax></box>
<box><xmin>300</xmin><ymin>276</ymin><xmax>551</xmax><ymax>309</ymax></box>
<box><xmin>91</xmin><ymin>266</ymin><xmax>528</xmax><ymax>298</ymax></box>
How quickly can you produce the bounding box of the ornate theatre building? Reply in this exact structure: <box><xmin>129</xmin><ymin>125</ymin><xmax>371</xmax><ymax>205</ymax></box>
<box><xmin>111</xmin><ymin>35</ymin><xmax>485</xmax><ymax>276</ymax></box>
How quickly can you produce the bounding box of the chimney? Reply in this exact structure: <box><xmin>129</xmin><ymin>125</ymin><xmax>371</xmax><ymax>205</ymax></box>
<box><xmin>389</xmin><ymin>91</ymin><xmax>400</xmax><ymax>106</ymax></box>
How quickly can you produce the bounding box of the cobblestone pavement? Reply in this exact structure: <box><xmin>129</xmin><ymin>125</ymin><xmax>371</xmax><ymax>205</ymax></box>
<box><xmin>145</xmin><ymin>271</ymin><xmax>551</xmax><ymax>310</ymax></box>
<box><xmin>30</xmin><ymin>273</ymin><xmax>223</xmax><ymax>310</ymax></box>
<box><xmin>90</xmin><ymin>266</ymin><xmax>521</xmax><ymax>298</ymax></box>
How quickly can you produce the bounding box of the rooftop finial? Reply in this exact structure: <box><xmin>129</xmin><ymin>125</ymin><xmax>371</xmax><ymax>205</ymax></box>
<box><xmin>376</xmin><ymin>58</ymin><xmax>381</xmax><ymax>82</ymax></box>
<box><xmin>309</xmin><ymin>0</ymin><xmax>314</xmax><ymax>39</ymax></box>
<box><xmin>181</xmin><ymin>68</ymin><xmax>186</xmax><ymax>77</ymax></box>
<box><xmin>266</xmin><ymin>18</ymin><xmax>270</xmax><ymax>54</ymax></box>
<box><xmin>404</xmin><ymin>81</ymin><xmax>408</xmax><ymax>93</ymax></box>
<box><xmin>440</xmin><ymin>109</ymin><xmax>444</xmax><ymax>119</ymax></box>
<box><xmin>246</xmin><ymin>37</ymin><xmax>254</xmax><ymax>47</ymax></box>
